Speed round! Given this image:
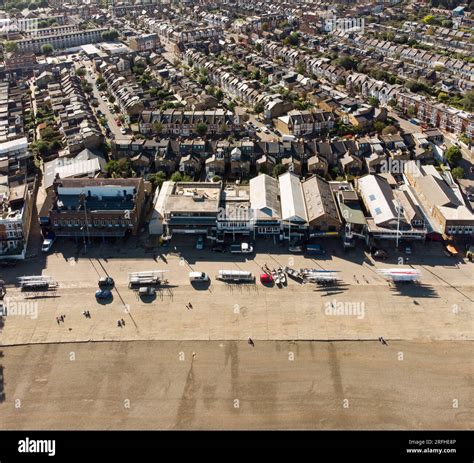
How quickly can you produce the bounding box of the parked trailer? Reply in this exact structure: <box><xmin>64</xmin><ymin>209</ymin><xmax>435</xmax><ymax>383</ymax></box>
<box><xmin>377</xmin><ymin>268</ymin><xmax>421</xmax><ymax>282</ymax></box>
<box><xmin>17</xmin><ymin>276</ymin><xmax>58</xmax><ymax>290</ymax></box>
<box><xmin>216</xmin><ymin>270</ymin><xmax>255</xmax><ymax>283</ymax></box>
<box><xmin>300</xmin><ymin>269</ymin><xmax>339</xmax><ymax>284</ymax></box>
<box><xmin>128</xmin><ymin>271</ymin><xmax>168</xmax><ymax>288</ymax></box>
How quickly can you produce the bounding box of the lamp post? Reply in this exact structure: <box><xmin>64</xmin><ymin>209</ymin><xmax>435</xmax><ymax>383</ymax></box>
<box><xmin>80</xmin><ymin>226</ymin><xmax>87</xmax><ymax>253</ymax></box>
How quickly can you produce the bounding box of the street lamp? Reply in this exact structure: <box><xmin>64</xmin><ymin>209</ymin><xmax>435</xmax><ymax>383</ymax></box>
<box><xmin>80</xmin><ymin>226</ymin><xmax>87</xmax><ymax>253</ymax></box>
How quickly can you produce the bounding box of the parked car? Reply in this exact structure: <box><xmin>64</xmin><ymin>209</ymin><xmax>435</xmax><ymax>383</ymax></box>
<box><xmin>0</xmin><ymin>259</ymin><xmax>17</xmax><ymax>268</ymax></box>
<box><xmin>98</xmin><ymin>277</ymin><xmax>114</xmax><ymax>287</ymax></box>
<box><xmin>196</xmin><ymin>236</ymin><xmax>204</xmax><ymax>250</ymax></box>
<box><xmin>466</xmin><ymin>246</ymin><xmax>474</xmax><ymax>262</ymax></box>
<box><xmin>305</xmin><ymin>244</ymin><xmax>326</xmax><ymax>255</ymax></box>
<box><xmin>289</xmin><ymin>245</ymin><xmax>303</xmax><ymax>253</ymax></box>
<box><xmin>371</xmin><ymin>248</ymin><xmax>388</xmax><ymax>260</ymax></box>
<box><xmin>138</xmin><ymin>287</ymin><xmax>156</xmax><ymax>297</ymax></box>
<box><xmin>230</xmin><ymin>243</ymin><xmax>253</xmax><ymax>254</ymax></box>
<box><xmin>41</xmin><ymin>237</ymin><xmax>55</xmax><ymax>253</ymax></box>
<box><xmin>95</xmin><ymin>289</ymin><xmax>112</xmax><ymax>300</ymax></box>
<box><xmin>189</xmin><ymin>272</ymin><xmax>209</xmax><ymax>282</ymax></box>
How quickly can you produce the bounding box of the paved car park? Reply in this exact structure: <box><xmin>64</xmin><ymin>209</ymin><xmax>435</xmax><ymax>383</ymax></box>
<box><xmin>1</xmin><ymin>237</ymin><xmax>472</xmax><ymax>345</ymax></box>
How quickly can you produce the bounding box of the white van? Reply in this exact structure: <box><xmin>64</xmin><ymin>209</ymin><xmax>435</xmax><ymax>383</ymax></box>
<box><xmin>216</xmin><ymin>270</ymin><xmax>255</xmax><ymax>282</ymax></box>
<box><xmin>189</xmin><ymin>272</ymin><xmax>209</xmax><ymax>282</ymax></box>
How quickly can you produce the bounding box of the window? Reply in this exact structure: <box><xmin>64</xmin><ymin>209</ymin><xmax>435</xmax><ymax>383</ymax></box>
<box><xmin>374</xmin><ymin>207</ymin><xmax>382</xmax><ymax>215</ymax></box>
<box><xmin>369</xmin><ymin>194</ymin><xmax>376</xmax><ymax>201</ymax></box>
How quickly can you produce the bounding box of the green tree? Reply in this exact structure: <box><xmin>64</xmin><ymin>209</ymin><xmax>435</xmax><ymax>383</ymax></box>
<box><xmin>152</xmin><ymin>121</ymin><xmax>163</xmax><ymax>135</ymax></box>
<box><xmin>147</xmin><ymin>171</ymin><xmax>167</xmax><ymax>189</ymax></box>
<box><xmin>254</xmin><ymin>102</ymin><xmax>264</xmax><ymax>114</ymax></box>
<box><xmin>105</xmin><ymin>158</ymin><xmax>133</xmax><ymax>178</ymax></box>
<box><xmin>283</xmin><ymin>32</ymin><xmax>299</xmax><ymax>46</ymax></box>
<box><xmin>368</xmin><ymin>96</ymin><xmax>380</xmax><ymax>108</ymax></box>
<box><xmin>461</xmin><ymin>91</ymin><xmax>474</xmax><ymax>112</ymax></box>
<box><xmin>445</xmin><ymin>146</ymin><xmax>462</xmax><ymax>166</ymax></box>
<box><xmin>101</xmin><ymin>29</ymin><xmax>119</xmax><ymax>41</ymax></box>
<box><xmin>170</xmin><ymin>172</ymin><xmax>183</xmax><ymax>182</ymax></box>
<box><xmin>407</xmin><ymin>105</ymin><xmax>417</xmax><ymax>117</ymax></box>
<box><xmin>41</xmin><ymin>44</ymin><xmax>54</xmax><ymax>55</ymax></box>
<box><xmin>296</xmin><ymin>61</ymin><xmax>306</xmax><ymax>74</ymax></box>
<box><xmin>374</xmin><ymin>121</ymin><xmax>386</xmax><ymax>133</ymax></box>
<box><xmin>382</xmin><ymin>125</ymin><xmax>398</xmax><ymax>135</ymax></box>
<box><xmin>4</xmin><ymin>41</ymin><xmax>18</xmax><ymax>53</ymax></box>
<box><xmin>76</xmin><ymin>68</ymin><xmax>86</xmax><ymax>77</ymax></box>
<box><xmin>336</xmin><ymin>56</ymin><xmax>357</xmax><ymax>70</ymax></box>
<box><xmin>451</xmin><ymin>167</ymin><xmax>464</xmax><ymax>179</ymax></box>
<box><xmin>272</xmin><ymin>163</ymin><xmax>288</xmax><ymax>178</ymax></box>
<box><xmin>196</xmin><ymin>122</ymin><xmax>208</xmax><ymax>137</ymax></box>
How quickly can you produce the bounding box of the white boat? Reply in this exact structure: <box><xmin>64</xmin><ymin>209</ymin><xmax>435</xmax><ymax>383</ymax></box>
<box><xmin>278</xmin><ymin>267</ymin><xmax>287</xmax><ymax>285</ymax></box>
<box><xmin>272</xmin><ymin>269</ymin><xmax>280</xmax><ymax>286</ymax></box>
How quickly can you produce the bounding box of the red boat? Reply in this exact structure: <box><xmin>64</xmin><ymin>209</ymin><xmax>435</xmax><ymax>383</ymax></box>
<box><xmin>260</xmin><ymin>273</ymin><xmax>273</xmax><ymax>284</ymax></box>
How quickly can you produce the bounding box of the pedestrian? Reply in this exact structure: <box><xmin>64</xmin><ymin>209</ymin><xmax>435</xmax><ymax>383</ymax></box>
<box><xmin>56</xmin><ymin>317</ymin><xmax>60</xmax><ymax>325</ymax></box>
<box><xmin>121</xmin><ymin>318</ymin><xmax>125</xmax><ymax>326</ymax></box>
<box><xmin>87</xmin><ymin>311</ymin><xmax>91</xmax><ymax>318</ymax></box>
<box><xmin>61</xmin><ymin>315</ymin><xmax>65</xmax><ymax>322</ymax></box>
<box><xmin>117</xmin><ymin>320</ymin><xmax>122</xmax><ymax>328</ymax></box>
<box><xmin>248</xmin><ymin>337</ymin><xmax>255</xmax><ymax>347</ymax></box>
<box><xmin>192</xmin><ymin>352</ymin><xmax>196</xmax><ymax>360</ymax></box>
<box><xmin>188</xmin><ymin>303</ymin><xmax>193</xmax><ymax>310</ymax></box>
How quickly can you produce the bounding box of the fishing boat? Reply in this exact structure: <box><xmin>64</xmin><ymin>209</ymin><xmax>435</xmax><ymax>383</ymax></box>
<box><xmin>284</xmin><ymin>266</ymin><xmax>302</xmax><ymax>282</ymax></box>
<box><xmin>278</xmin><ymin>267</ymin><xmax>287</xmax><ymax>286</ymax></box>
<box><xmin>271</xmin><ymin>268</ymin><xmax>281</xmax><ymax>286</ymax></box>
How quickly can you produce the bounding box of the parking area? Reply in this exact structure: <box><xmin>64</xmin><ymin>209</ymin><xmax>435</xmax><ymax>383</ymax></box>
<box><xmin>1</xmin><ymin>237</ymin><xmax>472</xmax><ymax>346</ymax></box>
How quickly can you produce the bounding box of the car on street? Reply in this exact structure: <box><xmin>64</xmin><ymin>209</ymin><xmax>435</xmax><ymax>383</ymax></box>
<box><xmin>98</xmin><ymin>277</ymin><xmax>115</xmax><ymax>288</ymax></box>
<box><xmin>138</xmin><ymin>287</ymin><xmax>156</xmax><ymax>297</ymax></box>
<box><xmin>189</xmin><ymin>272</ymin><xmax>209</xmax><ymax>282</ymax></box>
<box><xmin>371</xmin><ymin>248</ymin><xmax>388</xmax><ymax>260</ymax></box>
<box><xmin>0</xmin><ymin>259</ymin><xmax>17</xmax><ymax>268</ymax></box>
<box><xmin>95</xmin><ymin>289</ymin><xmax>112</xmax><ymax>300</ymax></box>
<box><xmin>289</xmin><ymin>245</ymin><xmax>303</xmax><ymax>253</ymax></box>
<box><xmin>305</xmin><ymin>244</ymin><xmax>326</xmax><ymax>255</ymax></box>
<box><xmin>41</xmin><ymin>237</ymin><xmax>55</xmax><ymax>253</ymax></box>
<box><xmin>196</xmin><ymin>236</ymin><xmax>204</xmax><ymax>250</ymax></box>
